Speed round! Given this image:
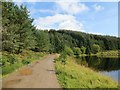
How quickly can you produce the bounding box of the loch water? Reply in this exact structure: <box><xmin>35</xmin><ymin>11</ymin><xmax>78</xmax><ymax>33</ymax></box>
<box><xmin>76</xmin><ymin>56</ymin><xmax>120</xmax><ymax>82</ymax></box>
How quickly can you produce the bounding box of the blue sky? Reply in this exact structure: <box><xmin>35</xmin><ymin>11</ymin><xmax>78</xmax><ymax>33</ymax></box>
<box><xmin>15</xmin><ymin>1</ymin><xmax>118</xmax><ymax>36</ymax></box>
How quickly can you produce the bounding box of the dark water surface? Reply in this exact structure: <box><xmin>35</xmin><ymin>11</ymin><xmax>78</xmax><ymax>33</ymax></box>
<box><xmin>76</xmin><ymin>56</ymin><xmax>120</xmax><ymax>82</ymax></box>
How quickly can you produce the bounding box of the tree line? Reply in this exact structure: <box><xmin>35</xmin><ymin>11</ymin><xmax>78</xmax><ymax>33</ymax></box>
<box><xmin>2</xmin><ymin>2</ymin><xmax>120</xmax><ymax>56</ymax></box>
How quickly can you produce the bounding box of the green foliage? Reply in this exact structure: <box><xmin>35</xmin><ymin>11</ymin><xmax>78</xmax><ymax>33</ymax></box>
<box><xmin>48</xmin><ymin>30</ymin><xmax>119</xmax><ymax>54</ymax></box>
<box><xmin>85</xmin><ymin>47</ymin><xmax>91</xmax><ymax>55</ymax></box>
<box><xmin>64</xmin><ymin>46</ymin><xmax>74</xmax><ymax>56</ymax></box>
<box><xmin>2</xmin><ymin>63</ymin><xmax>22</xmax><ymax>75</ymax></box>
<box><xmin>2</xmin><ymin>2</ymin><xmax>36</xmax><ymax>53</ymax></box>
<box><xmin>81</xmin><ymin>46</ymin><xmax>86</xmax><ymax>54</ymax></box>
<box><xmin>7</xmin><ymin>55</ymin><xmax>17</xmax><ymax>64</ymax></box>
<box><xmin>97</xmin><ymin>50</ymin><xmax>119</xmax><ymax>58</ymax></box>
<box><xmin>73</xmin><ymin>47</ymin><xmax>82</xmax><ymax>57</ymax></box>
<box><xmin>2</xmin><ymin>51</ymin><xmax>45</xmax><ymax>75</ymax></box>
<box><xmin>92</xmin><ymin>44</ymin><xmax>101</xmax><ymax>54</ymax></box>
<box><xmin>49</xmin><ymin>30</ymin><xmax>65</xmax><ymax>53</ymax></box>
<box><xmin>34</xmin><ymin>30</ymin><xmax>50</xmax><ymax>52</ymax></box>
<box><xmin>56</xmin><ymin>52</ymin><xmax>67</xmax><ymax>65</ymax></box>
<box><xmin>22</xmin><ymin>59</ymin><xmax>30</xmax><ymax>65</ymax></box>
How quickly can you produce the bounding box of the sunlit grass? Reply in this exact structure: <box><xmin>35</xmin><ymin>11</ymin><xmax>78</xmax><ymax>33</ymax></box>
<box><xmin>55</xmin><ymin>56</ymin><xmax>118</xmax><ymax>88</ymax></box>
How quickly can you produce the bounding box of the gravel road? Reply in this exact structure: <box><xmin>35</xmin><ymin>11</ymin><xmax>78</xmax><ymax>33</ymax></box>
<box><xmin>2</xmin><ymin>54</ymin><xmax>61</xmax><ymax>88</ymax></box>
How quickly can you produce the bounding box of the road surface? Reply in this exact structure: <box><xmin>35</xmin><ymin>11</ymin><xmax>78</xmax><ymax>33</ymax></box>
<box><xmin>2</xmin><ymin>54</ymin><xmax>61</xmax><ymax>88</ymax></box>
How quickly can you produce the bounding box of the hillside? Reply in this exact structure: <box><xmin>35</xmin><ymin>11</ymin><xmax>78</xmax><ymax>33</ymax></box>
<box><xmin>2</xmin><ymin>2</ymin><xmax>119</xmax><ymax>55</ymax></box>
<box><xmin>46</xmin><ymin>30</ymin><xmax>119</xmax><ymax>54</ymax></box>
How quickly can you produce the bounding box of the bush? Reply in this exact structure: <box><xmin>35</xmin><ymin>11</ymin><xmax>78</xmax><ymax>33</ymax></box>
<box><xmin>73</xmin><ymin>47</ymin><xmax>82</xmax><ymax>57</ymax></box>
<box><xmin>64</xmin><ymin>46</ymin><xmax>74</xmax><ymax>56</ymax></box>
<box><xmin>81</xmin><ymin>46</ymin><xmax>86</xmax><ymax>54</ymax></box>
<box><xmin>56</xmin><ymin>52</ymin><xmax>67</xmax><ymax>65</ymax></box>
<box><xmin>92</xmin><ymin>44</ymin><xmax>100</xmax><ymax>54</ymax></box>
<box><xmin>22</xmin><ymin>59</ymin><xmax>30</xmax><ymax>65</ymax></box>
<box><xmin>7</xmin><ymin>56</ymin><xmax>17</xmax><ymax>64</ymax></box>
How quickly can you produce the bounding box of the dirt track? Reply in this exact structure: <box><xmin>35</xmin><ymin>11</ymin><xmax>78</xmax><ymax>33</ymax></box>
<box><xmin>2</xmin><ymin>54</ymin><xmax>61</xmax><ymax>88</ymax></box>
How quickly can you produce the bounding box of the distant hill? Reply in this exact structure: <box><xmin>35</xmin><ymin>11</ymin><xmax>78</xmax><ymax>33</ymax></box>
<box><xmin>45</xmin><ymin>29</ymin><xmax>120</xmax><ymax>53</ymax></box>
<box><xmin>2</xmin><ymin>2</ymin><xmax>119</xmax><ymax>54</ymax></box>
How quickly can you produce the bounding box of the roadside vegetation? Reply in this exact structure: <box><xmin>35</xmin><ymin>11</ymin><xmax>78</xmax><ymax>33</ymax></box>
<box><xmin>55</xmin><ymin>54</ymin><xmax>118</xmax><ymax>88</ymax></box>
<box><xmin>2</xmin><ymin>50</ymin><xmax>45</xmax><ymax>75</ymax></box>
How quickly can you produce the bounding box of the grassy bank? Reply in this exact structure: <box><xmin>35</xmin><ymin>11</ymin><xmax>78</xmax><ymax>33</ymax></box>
<box><xmin>96</xmin><ymin>50</ymin><xmax>119</xmax><ymax>58</ymax></box>
<box><xmin>55</xmin><ymin>56</ymin><xmax>118</xmax><ymax>88</ymax></box>
<box><xmin>1</xmin><ymin>50</ymin><xmax>45</xmax><ymax>76</ymax></box>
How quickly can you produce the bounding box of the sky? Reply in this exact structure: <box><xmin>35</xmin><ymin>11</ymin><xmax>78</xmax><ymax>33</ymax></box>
<box><xmin>14</xmin><ymin>1</ymin><xmax>118</xmax><ymax>36</ymax></box>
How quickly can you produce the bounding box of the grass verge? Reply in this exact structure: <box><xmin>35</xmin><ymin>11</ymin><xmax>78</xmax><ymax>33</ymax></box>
<box><xmin>2</xmin><ymin>50</ymin><xmax>45</xmax><ymax>76</ymax></box>
<box><xmin>55</xmin><ymin>56</ymin><xmax>118</xmax><ymax>88</ymax></box>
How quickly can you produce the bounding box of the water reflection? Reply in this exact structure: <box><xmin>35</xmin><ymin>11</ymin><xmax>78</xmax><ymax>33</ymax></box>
<box><xmin>76</xmin><ymin>56</ymin><xmax>120</xmax><ymax>71</ymax></box>
<box><xmin>101</xmin><ymin>70</ymin><xmax>120</xmax><ymax>82</ymax></box>
<box><xmin>76</xmin><ymin>56</ymin><xmax>120</xmax><ymax>82</ymax></box>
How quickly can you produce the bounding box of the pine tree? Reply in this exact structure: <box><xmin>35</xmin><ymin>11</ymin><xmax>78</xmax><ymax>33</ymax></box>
<box><xmin>2</xmin><ymin>2</ymin><xmax>36</xmax><ymax>53</ymax></box>
<box><xmin>34</xmin><ymin>30</ymin><xmax>50</xmax><ymax>52</ymax></box>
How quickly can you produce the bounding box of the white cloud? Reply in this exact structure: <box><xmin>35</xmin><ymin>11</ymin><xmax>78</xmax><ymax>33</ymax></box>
<box><xmin>30</xmin><ymin>2</ymin><xmax>88</xmax><ymax>31</ymax></box>
<box><xmin>14</xmin><ymin>2</ymin><xmax>89</xmax><ymax>15</ymax></box>
<box><xmin>34</xmin><ymin>14</ymin><xmax>84</xmax><ymax>31</ymax></box>
<box><xmin>28</xmin><ymin>2</ymin><xmax>89</xmax><ymax>16</ymax></box>
<box><xmin>59</xmin><ymin>20</ymin><xmax>84</xmax><ymax>31</ymax></box>
<box><xmin>93</xmin><ymin>4</ymin><xmax>104</xmax><ymax>11</ymax></box>
<box><xmin>56</xmin><ymin>2</ymin><xmax>89</xmax><ymax>15</ymax></box>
